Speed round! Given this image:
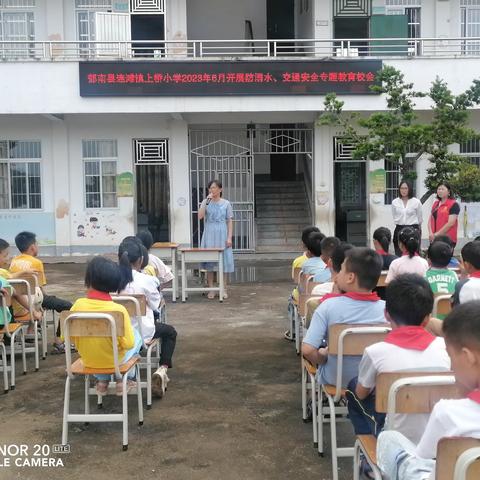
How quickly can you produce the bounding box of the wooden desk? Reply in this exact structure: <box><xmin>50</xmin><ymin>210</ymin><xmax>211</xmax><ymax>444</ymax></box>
<box><xmin>179</xmin><ymin>248</ymin><xmax>224</xmax><ymax>303</ymax></box>
<box><xmin>150</xmin><ymin>242</ymin><xmax>179</xmax><ymax>302</ymax></box>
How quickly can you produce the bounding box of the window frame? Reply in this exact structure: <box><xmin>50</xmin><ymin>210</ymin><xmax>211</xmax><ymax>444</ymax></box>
<box><xmin>0</xmin><ymin>139</ymin><xmax>42</xmax><ymax>211</ymax></box>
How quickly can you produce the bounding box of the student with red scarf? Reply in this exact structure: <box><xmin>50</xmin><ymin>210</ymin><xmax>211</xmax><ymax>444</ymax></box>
<box><xmin>428</xmin><ymin>181</ymin><xmax>460</xmax><ymax>247</ymax></box>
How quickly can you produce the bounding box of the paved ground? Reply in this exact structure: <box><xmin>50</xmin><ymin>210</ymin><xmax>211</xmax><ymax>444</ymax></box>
<box><xmin>0</xmin><ymin>261</ymin><xmax>354</xmax><ymax>480</ymax></box>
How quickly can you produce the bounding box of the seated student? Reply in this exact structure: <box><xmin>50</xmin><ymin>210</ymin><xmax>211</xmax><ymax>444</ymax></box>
<box><xmin>0</xmin><ymin>276</ymin><xmax>13</xmax><ymax>327</ymax></box>
<box><xmin>431</xmin><ymin>234</ymin><xmax>460</xmax><ymax>269</ymax></box>
<box><xmin>425</xmin><ymin>241</ymin><xmax>458</xmax><ymax>305</ymax></box>
<box><xmin>70</xmin><ymin>256</ymin><xmax>142</xmax><ymax>396</ymax></box>
<box><xmin>312</xmin><ymin>236</ymin><xmax>341</xmax><ymax>283</ymax></box>
<box><xmin>373</xmin><ymin>227</ymin><xmax>398</xmax><ymax>270</ymax></box>
<box><xmin>452</xmin><ymin>240</ymin><xmax>480</xmax><ymax>306</ymax></box>
<box><xmin>9</xmin><ymin>232</ymin><xmax>73</xmax><ymax>353</ymax></box>
<box><xmin>135</xmin><ymin>230</ymin><xmax>174</xmax><ymax>289</ymax></box>
<box><xmin>386</xmin><ymin>227</ymin><xmax>428</xmax><ymax>284</ymax></box>
<box><xmin>300</xmin><ymin>232</ymin><xmax>328</xmax><ymax>276</ymax></box>
<box><xmin>291</xmin><ymin>226</ymin><xmax>321</xmax><ymax>275</ymax></box>
<box><xmin>346</xmin><ymin>274</ymin><xmax>450</xmax><ymax>444</ymax></box>
<box><xmin>311</xmin><ymin>242</ymin><xmax>354</xmax><ymax>296</ymax></box>
<box><xmin>301</xmin><ymin>247</ymin><xmax>387</xmax><ymax>388</ymax></box>
<box><xmin>118</xmin><ymin>237</ymin><xmax>177</xmax><ymax>398</ymax></box>
<box><xmin>376</xmin><ymin>301</ymin><xmax>480</xmax><ymax>480</ymax></box>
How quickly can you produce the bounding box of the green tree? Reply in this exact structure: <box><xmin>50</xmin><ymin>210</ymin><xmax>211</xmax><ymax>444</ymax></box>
<box><xmin>318</xmin><ymin>66</ymin><xmax>480</xmax><ymax>201</ymax></box>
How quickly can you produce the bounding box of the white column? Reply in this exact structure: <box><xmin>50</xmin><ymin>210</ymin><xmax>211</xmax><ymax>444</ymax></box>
<box><xmin>169</xmin><ymin>119</ymin><xmax>191</xmax><ymax>245</ymax></box>
<box><xmin>165</xmin><ymin>0</ymin><xmax>187</xmax><ymax>41</ymax></box>
<box><xmin>313</xmin><ymin>123</ymin><xmax>335</xmax><ymax>236</ymax></box>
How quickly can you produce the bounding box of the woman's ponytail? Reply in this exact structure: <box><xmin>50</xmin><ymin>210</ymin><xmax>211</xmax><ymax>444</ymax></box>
<box><xmin>399</xmin><ymin>227</ymin><xmax>420</xmax><ymax>258</ymax></box>
<box><xmin>117</xmin><ymin>236</ymin><xmax>143</xmax><ymax>291</ymax></box>
<box><xmin>373</xmin><ymin>227</ymin><xmax>392</xmax><ymax>254</ymax></box>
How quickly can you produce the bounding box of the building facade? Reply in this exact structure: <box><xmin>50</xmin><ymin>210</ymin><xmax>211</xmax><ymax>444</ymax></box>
<box><xmin>1</xmin><ymin>0</ymin><xmax>480</xmax><ymax>254</ymax></box>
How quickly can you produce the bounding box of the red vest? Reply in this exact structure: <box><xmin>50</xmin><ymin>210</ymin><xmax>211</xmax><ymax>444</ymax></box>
<box><xmin>431</xmin><ymin>198</ymin><xmax>459</xmax><ymax>243</ymax></box>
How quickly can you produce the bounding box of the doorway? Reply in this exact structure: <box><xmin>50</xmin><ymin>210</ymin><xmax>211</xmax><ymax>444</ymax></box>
<box><xmin>333</xmin><ymin>140</ymin><xmax>367</xmax><ymax>246</ymax></box>
<box><xmin>130</xmin><ymin>14</ymin><xmax>164</xmax><ymax>56</ymax></box>
<box><xmin>267</xmin><ymin>0</ymin><xmax>294</xmax><ymax>38</ymax></box>
<box><xmin>334</xmin><ymin>16</ymin><xmax>369</xmax><ymax>55</ymax></box>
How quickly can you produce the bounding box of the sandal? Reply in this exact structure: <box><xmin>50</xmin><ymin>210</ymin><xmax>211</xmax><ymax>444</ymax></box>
<box><xmin>207</xmin><ymin>292</ymin><xmax>215</xmax><ymax>299</ymax></box>
<box><xmin>51</xmin><ymin>342</ymin><xmax>77</xmax><ymax>355</ymax></box>
<box><xmin>223</xmin><ymin>292</ymin><xmax>229</xmax><ymax>300</ymax></box>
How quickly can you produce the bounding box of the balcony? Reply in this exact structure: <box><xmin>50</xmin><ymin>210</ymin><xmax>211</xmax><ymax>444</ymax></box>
<box><xmin>0</xmin><ymin>37</ymin><xmax>479</xmax><ymax>61</ymax></box>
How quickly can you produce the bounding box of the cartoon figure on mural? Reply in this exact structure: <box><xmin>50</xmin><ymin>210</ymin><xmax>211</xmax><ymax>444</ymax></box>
<box><xmin>77</xmin><ymin>225</ymin><xmax>86</xmax><ymax>237</ymax></box>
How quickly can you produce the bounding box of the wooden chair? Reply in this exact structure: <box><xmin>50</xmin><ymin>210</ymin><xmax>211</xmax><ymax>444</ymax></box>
<box><xmin>353</xmin><ymin>372</ymin><xmax>460</xmax><ymax>480</ymax></box>
<box><xmin>438</xmin><ymin>438</ymin><xmax>480</xmax><ymax>480</ymax></box>
<box><xmin>112</xmin><ymin>294</ymin><xmax>161</xmax><ymax>409</ymax></box>
<box><xmin>433</xmin><ymin>294</ymin><xmax>452</xmax><ymax>318</ymax></box>
<box><xmin>292</xmin><ymin>267</ymin><xmax>302</xmax><ymax>284</ymax></box>
<box><xmin>376</xmin><ymin>271</ymin><xmax>388</xmax><ymax>288</ymax></box>
<box><xmin>60</xmin><ymin>311</ymin><xmax>143</xmax><ymax>451</ymax></box>
<box><xmin>317</xmin><ymin>323</ymin><xmax>391</xmax><ymax>480</ymax></box>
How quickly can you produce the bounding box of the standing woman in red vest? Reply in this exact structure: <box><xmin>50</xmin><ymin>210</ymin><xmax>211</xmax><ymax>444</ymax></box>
<box><xmin>428</xmin><ymin>181</ymin><xmax>460</xmax><ymax>247</ymax></box>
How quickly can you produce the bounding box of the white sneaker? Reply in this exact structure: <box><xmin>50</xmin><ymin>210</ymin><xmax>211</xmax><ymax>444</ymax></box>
<box><xmin>152</xmin><ymin>366</ymin><xmax>169</xmax><ymax>398</ymax></box>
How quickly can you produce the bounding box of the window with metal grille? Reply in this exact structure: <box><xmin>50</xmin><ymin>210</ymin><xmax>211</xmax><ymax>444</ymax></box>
<box><xmin>130</xmin><ymin>0</ymin><xmax>165</xmax><ymax>14</ymax></box>
<box><xmin>384</xmin><ymin>147</ymin><xmax>417</xmax><ymax>205</ymax></box>
<box><xmin>82</xmin><ymin>140</ymin><xmax>118</xmax><ymax>208</ymax></box>
<box><xmin>0</xmin><ymin>140</ymin><xmax>41</xmax><ymax>210</ymax></box>
<box><xmin>460</xmin><ymin>139</ymin><xmax>480</xmax><ymax>167</ymax></box>
<box><xmin>75</xmin><ymin>0</ymin><xmax>112</xmax><ymax>42</ymax></box>
<box><xmin>386</xmin><ymin>1</ymin><xmax>421</xmax><ymax>44</ymax></box>
<box><xmin>0</xmin><ymin>1</ymin><xmax>35</xmax><ymax>7</ymax></box>
<box><xmin>461</xmin><ymin>1</ymin><xmax>480</xmax><ymax>54</ymax></box>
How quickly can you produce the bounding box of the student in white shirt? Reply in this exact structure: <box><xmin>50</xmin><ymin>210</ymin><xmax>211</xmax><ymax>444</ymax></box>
<box><xmin>377</xmin><ymin>301</ymin><xmax>480</xmax><ymax>480</ymax></box>
<box><xmin>391</xmin><ymin>181</ymin><xmax>423</xmax><ymax>256</ymax></box>
<box><xmin>346</xmin><ymin>274</ymin><xmax>450</xmax><ymax>444</ymax></box>
<box><xmin>386</xmin><ymin>227</ymin><xmax>429</xmax><ymax>284</ymax></box>
<box><xmin>452</xmin><ymin>241</ymin><xmax>480</xmax><ymax>306</ymax></box>
<box><xmin>118</xmin><ymin>237</ymin><xmax>177</xmax><ymax>399</ymax></box>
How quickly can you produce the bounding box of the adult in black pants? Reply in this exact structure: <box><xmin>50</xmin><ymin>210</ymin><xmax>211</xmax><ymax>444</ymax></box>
<box><xmin>42</xmin><ymin>295</ymin><xmax>73</xmax><ymax>349</ymax></box>
<box><xmin>391</xmin><ymin>180</ymin><xmax>423</xmax><ymax>257</ymax></box>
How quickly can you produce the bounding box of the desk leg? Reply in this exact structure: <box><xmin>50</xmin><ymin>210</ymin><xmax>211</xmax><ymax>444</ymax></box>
<box><xmin>171</xmin><ymin>249</ymin><xmax>177</xmax><ymax>303</ymax></box>
<box><xmin>218</xmin><ymin>252</ymin><xmax>224</xmax><ymax>302</ymax></box>
<box><xmin>181</xmin><ymin>254</ymin><xmax>187</xmax><ymax>303</ymax></box>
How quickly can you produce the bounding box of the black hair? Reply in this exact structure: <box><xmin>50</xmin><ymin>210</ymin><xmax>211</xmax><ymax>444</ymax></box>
<box><xmin>436</xmin><ymin>181</ymin><xmax>454</xmax><ymax>199</ymax></box>
<box><xmin>398</xmin><ymin>180</ymin><xmax>414</xmax><ymax>199</ymax></box>
<box><xmin>305</xmin><ymin>232</ymin><xmax>325</xmax><ymax>257</ymax></box>
<box><xmin>373</xmin><ymin>227</ymin><xmax>392</xmax><ymax>254</ymax></box>
<box><xmin>118</xmin><ymin>236</ymin><xmax>144</xmax><ymax>291</ymax></box>
<box><xmin>301</xmin><ymin>226</ymin><xmax>320</xmax><ymax>246</ymax></box>
<box><xmin>443</xmin><ymin>300</ymin><xmax>480</xmax><ymax>350</ymax></box>
<box><xmin>320</xmin><ymin>236</ymin><xmax>341</xmax><ymax>259</ymax></box>
<box><xmin>208</xmin><ymin>179</ymin><xmax>223</xmax><ymax>197</ymax></box>
<box><xmin>432</xmin><ymin>235</ymin><xmax>453</xmax><ymax>248</ymax></box>
<box><xmin>475</xmin><ymin>235</ymin><xmax>480</xmax><ymax>242</ymax></box>
<box><xmin>136</xmin><ymin>230</ymin><xmax>154</xmax><ymax>250</ymax></box>
<box><xmin>331</xmin><ymin>242</ymin><xmax>354</xmax><ymax>273</ymax></box>
<box><xmin>140</xmin><ymin>245</ymin><xmax>149</xmax><ymax>270</ymax></box>
<box><xmin>85</xmin><ymin>256</ymin><xmax>122</xmax><ymax>293</ymax></box>
<box><xmin>398</xmin><ymin>226</ymin><xmax>420</xmax><ymax>258</ymax></box>
<box><xmin>386</xmin><ymin>274</ymin><xmax>434</xmax><ymax>326</ymax></box>
<box><xmin>461</xmin><ymin>241</ymin><xmax>480</xmax><ymax>270</ymax></box>
<box><xmin>0</xmin><ymin>238</ymin><xmax>9</xmax><ymax>252</ymax></box>
<box><xmin>14</xmin><ymin>231</ymin><xmax>36</xmax><ymax>253</ymax></box>
<box><xmin>427</xmin><ymin>241</ymin><xmax>452</xmax><ymax>268</ymax></box>
<box><xmin>344</xmin><ymin>247</ymin><xmax>383</xmax><ymax>291</ymax></box>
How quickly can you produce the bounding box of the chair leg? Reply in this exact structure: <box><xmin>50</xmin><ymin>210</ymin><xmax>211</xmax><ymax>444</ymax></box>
<box><xmin>311</xmin><ymin>374</ymin><xmax>318</xmax><ymax>447</ymax></box>
<box><xmin>327</xmin><ymin>394</ymin><xmax>339</xmax><ymax>480</ymax></box>
<box><xmin>122</xmin><ymin>374</ymin><xmax>129</xmax><ymax>451</ymax></box>
<box><xmin>136</xmin><ymin>365</ymin><xmax>143</xmax><ymax>425</ymax></box>
<box><xmin>353</xmin><ymin>440</ymin><xmax>361</xmax><ymax>480</ymax></box>
<box><xmin>20</xmin><ymin>327</ymin><xmax>27</xmax><ymax>375</ymax></box>
<box><xmin>84</xmin><ymin>375</ymin><xmax>90</xmax><ymax>424</ymax></box>
<box><xmin>318</xmin><ymin>386</ymin><xmax>324</xmax><ymax>456</ymax></box>
<box><xmin>33</xmin><ymin>320</ymin><xmax>39</xmax><ymax>371</ymax></box>
<box><xmin>294</xmin><ymin>310</ymin><xmax>300</xmax><ymax>354</ymax></box>
<box><xmin>62</xmin><ymin>376</ymin><xmax>71</xmax><ymax>446</ymax></box>
<box><xmin>1</xmin><ymin>343</ymin><xmax>8</xmax><ymax>393</ymax></box>
<box><xmin>301</xmin><ymin>362</ymin><xmax>307</xmax><ymax>421</ymax></box>
<box><xmin>41</xmin><ymin>315</ymin><xmax>47</xmax><ymax>359</ymax></box>
<box><xmin>9</xmin><ymin>332</ymin><xmax>17</xmax><ymax>390</ymax></box>
<box><xmin>146</xmin><ymin>347</ymin><xmax>152</xmax><ymax>409</ymax></box>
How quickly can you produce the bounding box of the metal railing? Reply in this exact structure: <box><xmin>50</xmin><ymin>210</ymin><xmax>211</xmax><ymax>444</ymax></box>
<box><xmin>0</xmin><ymin>37</ymin><xmax>479</xmax><ymax>61</ymax></box>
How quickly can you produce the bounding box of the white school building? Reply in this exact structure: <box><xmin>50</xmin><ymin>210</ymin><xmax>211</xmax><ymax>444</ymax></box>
<box><xmin>1</xmin><ymin>0</ymin><xmax>480</xmax><ymax>255</ymax></box>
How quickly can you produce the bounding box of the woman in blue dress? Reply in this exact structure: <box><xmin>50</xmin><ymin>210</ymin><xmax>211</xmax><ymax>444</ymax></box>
<box><xmin>198</xmin><ymin>179</ymin><xmax>234</xmax><ymax>299</ymax></box>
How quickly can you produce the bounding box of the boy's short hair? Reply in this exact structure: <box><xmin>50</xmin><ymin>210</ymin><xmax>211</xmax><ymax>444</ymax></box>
<box><xmin>14</xmin><ymin>231</ymin><xmax>37</xmax><ymax>253</ymax></box>
<box><xmin>461</xmin><ymin>241</ymin><xmax>480</xmax><ymax>270</ymax></box>
<box><xmin>320</xmin><ymin>236</ymin><xmax>341</xmax><ymax>260</ymax></box>
<box><xmin>427</xmin><ymin>241</ymin><xmax>452</xmax><ymax>268</ymax></box>
<box><xmin>136</xmin><ymin>230</ymin><xmax>154</xmax><ymax>250</ymax></box>
<box><xmin>306</xmin><ymin>232</ymin><xmax>325</xmax><ymax>257</ymax></box>
<box><xmin>331</xmin><ymin>242</ymin><xmax>354</xmax><ymax>273</ymax></box>
<box><xmin>443</xmin><ymin>300</ymin><xmax>480</xmax><ymax>350</ymax></box>
<box><xmin>0</xmin><ymin>238</ymin><xmax>9</xmax><ymax>252</ymax></box>
<box><xmin>301</xmin><ymin>226</ymin><xmax>320</xmax><ymax>246</ymax></box>
<box><xmin>386</xmin><ymin>274</ymin><xmax>434</xmax><ymax>326</ymax></box>
<box><xmin>432</xmin><ymin>235</ymin><xmax>453</xmax><ymax>248</ymax></box>
<box><xmin>85</xmin><ymin>256</ymin><xmax>121</xmax><ymax>293</ymax></box>
<box><xmin>344</xmin><ymin>247</ymin><xmax>383</xmax><ymax>291</ymax></box>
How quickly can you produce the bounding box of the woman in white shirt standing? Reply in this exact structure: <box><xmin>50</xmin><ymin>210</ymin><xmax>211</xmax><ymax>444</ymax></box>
<box><xmin>391</xmin><ymin>180</ymin><xmax>423</xmax><ymax>257</ymax></box>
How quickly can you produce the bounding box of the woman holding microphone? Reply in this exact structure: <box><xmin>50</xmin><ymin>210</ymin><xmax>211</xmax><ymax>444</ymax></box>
<box><xmin>391</xmin><ymin>180</ymin><xmax>423</xmax><ymax>256</ymax></box>
<box><xmin>198</xmin><ymin>179</ymin><xmax>234</xmax><ymax>299</ymax></box>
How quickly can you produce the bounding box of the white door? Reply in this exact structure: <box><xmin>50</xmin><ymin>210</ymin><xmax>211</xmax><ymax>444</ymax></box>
<box><xmin>94</xmin><ymin>12</ymin><xmax>131</xmax><ymax>57</ymax></box>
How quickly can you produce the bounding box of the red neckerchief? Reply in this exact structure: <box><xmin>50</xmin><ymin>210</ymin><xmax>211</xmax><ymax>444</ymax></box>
<box><xmin>470</xmin><ymin>271</ymin><xmax>480</xmax><ymax>279</ymax></box>
<box><xmin>320</xmin><ymin>292</ymin><xmax>343</xmax><ymax>303</ymax></box>
<box><xmin>87</xmin><ymin>289</ymin><xmax>112</xmax><ymax>301</ymax></box>
<box><xmin>376</xmin><ymin>249</ymin><xmax>388</xmax><ymax>256</ymax></box>
<box><xmin>467</xmin><ymin>390</ymin><xmax>480</xmax><ymax>404</ymax></box>
<box><xmin>344</xmin><ymin>291</ymin><xmax>381</xmax><ymax>302</ymax></box>
<box><xmin>384</xmin><ymin>326</ymin><xmax>435</xmax><ymax>351</ymax></box>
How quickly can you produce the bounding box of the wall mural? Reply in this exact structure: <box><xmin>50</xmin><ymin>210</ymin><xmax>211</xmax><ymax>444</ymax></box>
<box><xmin>71</xmin><ymin>211</ymin><xmax>125</xmax><ymax>243</ymax></box>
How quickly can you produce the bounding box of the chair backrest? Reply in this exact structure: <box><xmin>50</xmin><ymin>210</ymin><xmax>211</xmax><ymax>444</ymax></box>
<box><xmin>111</xmin><ymin>294</ymin><xmax>147</xmax><ymax>317</ymax></box>
<box><xmin>377</xmin><ymin>271</ymin><xmax>388</xmax><ymax>287</ymax></box>
<box><xmin>375</xmin><ymin>372</ymin><xmax>459</xmax><ymax>415</ymax></box>
<box><xmin>433</xmin><ymin>294</ymin><xmax>452</xmax><ymax>318</ymax></box>
<box><xmin>305</xmin><ymin>296</ymin><xmax>323</xmax><ymax>329</ymax></box>
<box><xmin>298</xmin><ymin>293</ymin><xmax>323</xmax><ymax>317</ymax></box>
<box><xmin>292</xmin><ymin>267</ymin><xmax>301</xmax><ymax>283</ymax></box>
<box><xmin>436</xmin><ymin>437</ymin><xmax>480</xmax><ymax>480</ymax></box>
<box><xmin>60</xmin><ymin>310</ymin><xmax>126</xmax><ymax>379</ymax></box>
<box><xmin>306</xmin><ymin>278</ymin><xmax>323</xmax><ymax>295</ymax></box>
<box><xmin>298</xmin><ymin>272</ymin><xmax>312</xmax><ymax>294</ymax></box>
<box><xmin>8</xmin><ymin>273</ymin><xmax>37</xmax><ymax>296</ymax></box>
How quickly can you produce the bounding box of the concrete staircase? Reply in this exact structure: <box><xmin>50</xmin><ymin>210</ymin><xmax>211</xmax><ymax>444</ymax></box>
<box><xmin>255</xmin><ymin>180</ymin><xmax>311</xmax><ymax>252</ymax></box>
